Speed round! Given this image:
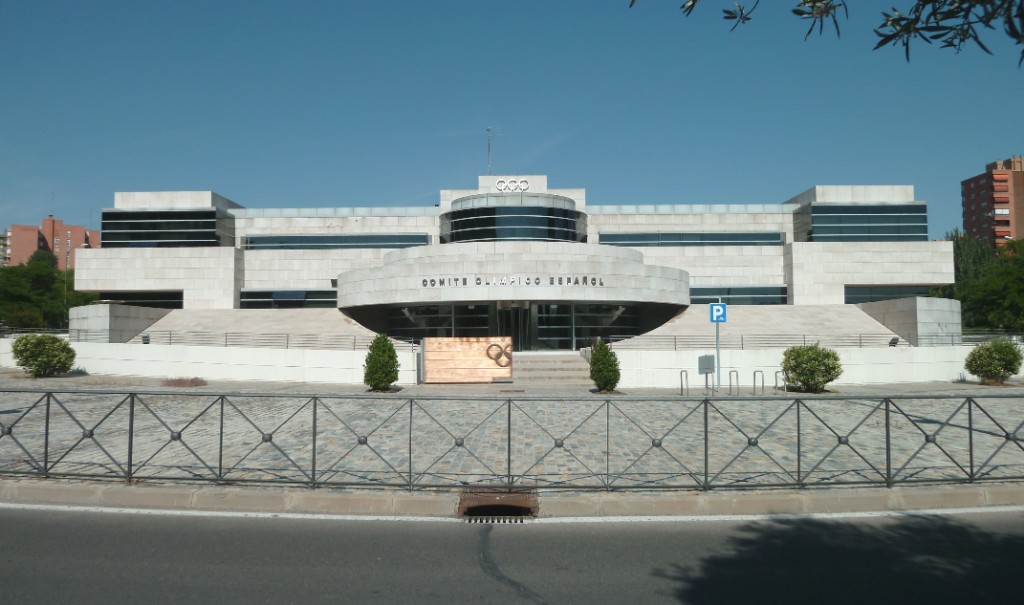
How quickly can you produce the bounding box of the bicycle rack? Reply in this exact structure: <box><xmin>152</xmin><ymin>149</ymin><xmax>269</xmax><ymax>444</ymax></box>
<box><xmin>752</xmin><ymin>370</ymin><xmax>765</xmax><ymax>395</ymax></box>
<box><xmin>679</xmin><ymin>370</ymin><xmax>689</xmax><ymax>396</ymax></box>
<box><xmin>727</xmin><ymin>370</ymin><xmax>739</xmax><ymax>395</ymax></box>
<box><xmin>774</xmin><ymin>370</ymin><xmax>788</xmax><ymax>393</ymax></box>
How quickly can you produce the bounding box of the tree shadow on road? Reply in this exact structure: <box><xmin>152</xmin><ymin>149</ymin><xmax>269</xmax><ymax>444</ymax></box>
<box><xmin>655</xmin><ymin>514</ymin><xmax>1024</xmax><ymax>604</ymax></box>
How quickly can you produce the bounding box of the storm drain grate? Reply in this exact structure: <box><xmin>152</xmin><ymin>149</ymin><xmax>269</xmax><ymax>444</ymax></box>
<box><xmin>459</xmin><ymin>489</ymin><xmax>539</xmax><ymax>523</ymax></box>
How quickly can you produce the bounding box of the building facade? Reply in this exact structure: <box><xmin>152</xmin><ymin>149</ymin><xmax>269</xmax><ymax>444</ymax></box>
<box><xmin>2</xmin><ymin>215</ymin><xmax>100</xmax><ymax>269</ymax></box>
<box><xmin>74</xmin><ymin>176</ymin><xmax>953</xmax><ymax>351</ymax></box>
<box><xmin>962</xmin><ymin>155</ymin><xmax>1024</xmax><ymax>247</ymax></box>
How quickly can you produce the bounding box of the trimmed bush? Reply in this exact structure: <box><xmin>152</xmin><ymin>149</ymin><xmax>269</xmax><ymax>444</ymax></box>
<box><xmin>589</xmin><ymin>339</ymin><xmax>621</xmax><ymax>392</ymax></box>
<box><xmin>364</xmin><ymin>333</ymin><xmax>399</xmax><ymax>391</ymax></box>
<box><xmin>965</xmin><ymin>338</ymin><xmax>1023</xmax><ymax>384</ymax></box>
<box><xmin>781</xmin><ymin>343</ymin><xmax>842</xmax><ymax>393</ymax></box>
<box><xmin>11</xmin><ymin>334</ymin><xmax>76</xmax><ymax>378</ymax></box>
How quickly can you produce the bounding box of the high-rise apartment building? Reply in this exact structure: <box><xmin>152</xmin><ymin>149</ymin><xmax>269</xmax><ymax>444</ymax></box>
<box><xmin>1</xmin><ymin>215</ymin><xmax>100</xmax><ymax>269</ymax></box>
<box><xmin>961</xmin><ymin>156</ymin><xmax>1024</xmax><ymax>247</ymax></box>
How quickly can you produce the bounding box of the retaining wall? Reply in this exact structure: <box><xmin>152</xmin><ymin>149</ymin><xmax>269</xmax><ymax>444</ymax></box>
<box><xmin>614</xmin><ymin>345</ymin><xmax>1008</xmax><ymax>389</ymax></box>
<box><xmin>0</xmin><ymin>340</ymin><xmax>417</xmax><ymax>386</ymax></box>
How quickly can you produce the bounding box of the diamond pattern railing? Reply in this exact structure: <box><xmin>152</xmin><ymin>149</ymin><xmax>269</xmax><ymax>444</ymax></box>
<box><xmin>1</xmin><ymin>389</ymin><xmax>1023</xmax><ymax>490</ymax></box>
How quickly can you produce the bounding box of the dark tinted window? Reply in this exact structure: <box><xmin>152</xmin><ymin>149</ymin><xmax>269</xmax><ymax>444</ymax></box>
<box><xmin>809</xmin><ymin>204</ymin><xmax>928</xmax><ymax>242</ymax></box>
<box><xmin>440</xmin><ymin>207</ymin><xmax>587</xmax><ymax>243</ymax></box>
<box><xmin>102</xmin><ymin>210</ymin><xmax>234</xmax><ymax>248</ymax></box>
<box><xmin>97</xmin><ymin>291</ymin><xmax>183</xmax><ymax>309</ymax></box>
<box><xmin>600</xmin><ymin>232</ymin><xmax>784</xmax><ymax>247</ymax></box>
<box><xmin>240</xmin><ymin>290</ymin><xmax>336</xmax><ymax>308</ymax></box>
<box><xmin>844</xmin><ymin>285</ymin><xmax>932</xmax><ymax>303</ymax></box>
<box><xmin>244</xmin><ymin>234</ymin><xmax>429</xmax><ymax>250</ymax></box>
<box><xmin>690</xmin><ymin>286</ymin><xmax>788</xmax><ymax>305</ymax></box>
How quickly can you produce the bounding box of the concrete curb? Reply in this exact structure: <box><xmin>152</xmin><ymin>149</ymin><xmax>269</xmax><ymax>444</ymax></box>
<box><xmin>538</xmin><ymin>484</ymin><xmax>1023</xmax><ymax>517</ymax></box>
<box><xmin>2</xmin><ymin>478</ymin><xmax>1022</xmax><ymax>519</ymax></box>
<box><xmin>0</xmin><ymin>479</ymin><xmax>460</xmax><ymax>517</ymax></box>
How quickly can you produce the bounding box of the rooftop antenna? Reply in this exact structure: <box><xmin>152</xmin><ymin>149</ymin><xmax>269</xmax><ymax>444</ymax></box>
<box><xmin>486</xmin><ymin>127</ymin><xmax>501</xmax><ymax>175</ymax></box>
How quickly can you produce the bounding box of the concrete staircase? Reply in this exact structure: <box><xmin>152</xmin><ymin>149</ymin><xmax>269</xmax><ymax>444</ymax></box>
<box><xmin>512</xmin><ymin>352</ymin><xmax>593</xmax><ymax>387</ymax></box>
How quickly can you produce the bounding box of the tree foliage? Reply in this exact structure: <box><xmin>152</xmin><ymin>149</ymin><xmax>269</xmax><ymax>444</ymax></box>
<box><xmin>589</xmin><ymin>338</ymin><xmax>621</xmax><ymax>392</ymax></box>
<box><xmin>960</xmin><ymin>240</ymin><xmax>1024</xmax><ymax>330</ymax></box>
<box><xmin>932</xmin><ymin>229</ymin><xmax>996</xmax><ymax>302</ymax></box>
<box><xmin>781</xmin><ymin>343</ymin><xmax>842</xmax><ymax>393</ymax></box>
<box><xmin>28</xmin><ymin>249</ymin><xmax>58</xmax><ymax>268</ymax></box>
<box><xmin>932</xmin><ymin>232</ymin><xmax>1024</xmax><ymax>330</ymax></box>
<box><xmin>0</xmin><ymin>255</ymin><xmax>96</xmax><ymax>329</ymax></box>
<box><xmin>363</xmin><ymin>333</ymin><xmax>399</xmax><ymax>391</ymax></box>
<box><xmin>629</xmin><ymin>1</ymin><xmax>1024</xmax><ymax>64</ymax></box>
<box><xmin>948</xmin><ymin>228</ymin><xmax>996</xmax><ymax>287</ymax></box>
<box><xmin>964</xmin><ymin>338</ymin><xmax>1023</xmax><ymax>384</ymax></box>
<box><xmin>11</xmin><ymin>334</ymin><xmax>77</xmax><ymax>378</ymax></box>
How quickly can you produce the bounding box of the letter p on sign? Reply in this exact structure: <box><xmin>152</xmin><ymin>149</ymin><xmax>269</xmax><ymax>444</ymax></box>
<box><xmin>709</xmin><ymin>303</ymin><xmax>727</xmax><ymax>323</ymax></box>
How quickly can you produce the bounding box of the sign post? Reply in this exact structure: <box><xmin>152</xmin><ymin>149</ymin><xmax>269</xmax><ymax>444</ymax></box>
<box><xmin>709</xmin><ymin>303</ymin><xmax>728</xmax><ymax>392</ymax></box>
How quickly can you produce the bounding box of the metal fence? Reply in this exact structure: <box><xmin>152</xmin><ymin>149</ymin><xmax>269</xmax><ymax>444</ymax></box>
<box><xmin>917</xmin><ymin>333</ymin><xmax>1024</xmax><ymax>347</ymax></box>
<box><xmin>2</xmin><ymin>389</ymin><xmax>1022</xmax><ymax>491</ymax></box>
<box><xmin>611</xmin><ymin>332</ymin><xmax>1024</xmax><ymax>350</ymax></box>
<box><xmin>64</xmin><ymin>330</ymin><xmax>410</xmax><ymax>352</ymax></box>
<box><xmin>609</xmin><ymin>333</ymin><xmax>908</xmax><ymax>350</ymax></box>
<box><xmin>0</xmin><ymin>328</ymin><xmax>68</xmax><ymax>339</ymax></box>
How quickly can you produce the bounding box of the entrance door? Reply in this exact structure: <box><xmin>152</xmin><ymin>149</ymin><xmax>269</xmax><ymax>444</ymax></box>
<box><xmin>497</xmin><ymin>306</ymin><xmax>531</xmax><ymax>351</ymax></box>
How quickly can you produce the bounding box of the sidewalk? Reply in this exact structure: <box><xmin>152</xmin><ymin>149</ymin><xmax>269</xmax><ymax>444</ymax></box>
<box><xmin>3</xmin><ymin>367</ymin><xmax>1022</xmax><ymax>398</ymax></box>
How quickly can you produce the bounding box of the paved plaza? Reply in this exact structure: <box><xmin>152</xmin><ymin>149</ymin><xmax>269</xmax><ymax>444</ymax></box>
<box><xmin>2</xmin><ymin>369</ymin><xmax>1023</xmax><ymax>491</ymax></box>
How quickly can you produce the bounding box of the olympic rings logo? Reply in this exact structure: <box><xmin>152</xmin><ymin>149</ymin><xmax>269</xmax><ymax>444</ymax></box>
<box><xmin>486</xmin><ymin>343</ymin><xmax>513</xmax><ymax>367</ymax></box>
<box><xmin>495</xmin><ymin>179</ymin><xmax>529</xmax><ymax>192</ymax></box>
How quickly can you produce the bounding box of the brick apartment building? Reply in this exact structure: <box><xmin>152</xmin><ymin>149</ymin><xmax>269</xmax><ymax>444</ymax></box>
<box><xmin>961</xmin><ymin>155</ymin><xmax>1024</xmax><ymax>247</ymax></box>
<box><xmin>1</xmin><ymin>215</ymin><xmax>100</xmax><ymax>269</ymax></box>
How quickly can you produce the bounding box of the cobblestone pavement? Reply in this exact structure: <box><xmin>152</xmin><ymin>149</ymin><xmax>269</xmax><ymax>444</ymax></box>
<box><xmin>1</xmin><ymin>369</ymin><xmax>1023</xmax><ymax>490</ymax></box>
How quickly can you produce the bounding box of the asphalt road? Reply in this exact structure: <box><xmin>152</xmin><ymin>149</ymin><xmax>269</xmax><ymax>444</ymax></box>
<box><xmin>2</xmin><ymin>507</ymin><xmax>1024</xmax><ymax>604</ymax></box>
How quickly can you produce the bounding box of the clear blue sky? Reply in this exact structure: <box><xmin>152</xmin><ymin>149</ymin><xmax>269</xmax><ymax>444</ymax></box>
<box><xmin>2</xmin><ymin>1</ymin><xmax>1022</xmax><ymax>239</ymax></box>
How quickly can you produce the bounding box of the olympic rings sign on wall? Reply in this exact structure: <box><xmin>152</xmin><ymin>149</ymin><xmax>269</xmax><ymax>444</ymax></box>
<box><xmin>495</xmin><ymin>179</ymin><xmax>529</xmax><ymax>192</ymax></box>
<box><xmin>486</xmin><ymin>343</ymin><xmax>513</xmax><ymax>367</ymax></box>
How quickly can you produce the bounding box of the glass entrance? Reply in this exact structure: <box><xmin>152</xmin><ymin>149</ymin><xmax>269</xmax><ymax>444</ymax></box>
<box><xmin>497</xmin><ymin>306</ymin><xmax>531</xmax><ymax>351</ymax></box>
<box><xmin>379</xmin><ymin>301</ymin><xmax>651</xmax><ymax>351</ymax></box>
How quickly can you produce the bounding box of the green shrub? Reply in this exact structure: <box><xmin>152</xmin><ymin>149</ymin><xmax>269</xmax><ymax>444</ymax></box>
<box><xmin>589</xmin><ymin>339</ymin><xmax>621</xmax><ymax>392</ymax></box>
<box><xmin>781</xmin><ymin>343</ymin><xmax>842</xmax><ymax>393</ymax></box>
<box><xmin>363</xmin><ymin>333</ymin><xmax>399</xmax><ymax>391</ymax></box>
<box><xmin>965</xmin><ymin>338</ymin><xmax>1023</xmax><ymax>384</ymax></box>
<box><xmin>11</xmin><ymin>334</ymin><xmax>76</xmax><ymax>378</ymax></box>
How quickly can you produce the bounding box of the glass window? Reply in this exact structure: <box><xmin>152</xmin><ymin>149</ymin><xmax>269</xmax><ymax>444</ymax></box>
<box><xmin>98</xmin><ymin>290</ymin><xmax>183</xmax><ymax>309</ymax></box>
<box><xmin>844</xmin><ymin>285</ymin><xmax>932</xmax><ymax>304</ymax></box>
<box><xmin>243</xmin><ymin>234</ymin><xmax>429</xmax><ymax>250</ymax></box>
<box><xmin>240</xmin><ymin>290</ymin><xmax>336</xmax><ymax>309</ymax></box>
<box><xmin>453</xmin><ymin>304</ymin><xmax>490</xmax><ymax>337</ymax></box>
<box><xmin>101</xmin><ymin>209</ymin><xmax>234</xmax><ymax>248</ymax></box>
<box><xmin>690</xmin><ymin>286</ymin><xmax>788</xmax><ymax>305</ymax></box>
<box><xmin>808</xmin><ymin>204</ymin><xmax>929</xmax><ymax>242</ymax></box>
<box><xmin>440</xmin><ymin>206</ymin><xmax>587</xmax><ymax>243</ymax></box>
<box><xmin>600</xmin><ymin>232</ymin><xmax>784</xmax><ymax>247</ymax></box>
<box><xmin>386</xmin><ymin>305</ymin><xmax>454</xmax><ymax>338</ymax></box>
<box><xmin>811</xmin><ymin>205</ymin><xmax>926</xmax><ymax>215</ymax></box>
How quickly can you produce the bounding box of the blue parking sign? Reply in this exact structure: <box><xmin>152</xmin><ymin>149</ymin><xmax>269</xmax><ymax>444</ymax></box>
<box><xmin>709</xmin><ymin>303</ymin><xmax>727</xmax><ymax>323</ymax></box>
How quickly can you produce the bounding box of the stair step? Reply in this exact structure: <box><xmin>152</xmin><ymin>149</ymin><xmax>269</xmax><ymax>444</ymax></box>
<box><xmin>512</xmin><ymin>352</ymin><xmax>591</xmax><ymax>386</ymax></box>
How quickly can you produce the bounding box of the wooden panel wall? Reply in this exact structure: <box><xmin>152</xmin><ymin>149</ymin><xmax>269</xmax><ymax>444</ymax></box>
<box><xmin>423</xmin><ymin>337</ymin><xmax>513</xmax><ymax>384</ymax></box>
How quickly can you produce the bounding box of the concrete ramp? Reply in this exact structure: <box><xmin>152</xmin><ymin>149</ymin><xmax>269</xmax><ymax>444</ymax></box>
<box><xmin>618</xmin><ymin>304</ymin><xmax>900</xmax><ymax>350</ymax></box>
<box><xmin>131</xmin><ymin>308</ymin><xmax>378</xmax><ymax>349</ymax></box>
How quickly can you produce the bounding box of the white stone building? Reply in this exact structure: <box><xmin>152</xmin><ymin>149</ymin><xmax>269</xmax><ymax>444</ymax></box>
<box><xmin>73</xmin><ymin>175</ymin><xmax>955</xmax><ymax>353</ymax></box>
